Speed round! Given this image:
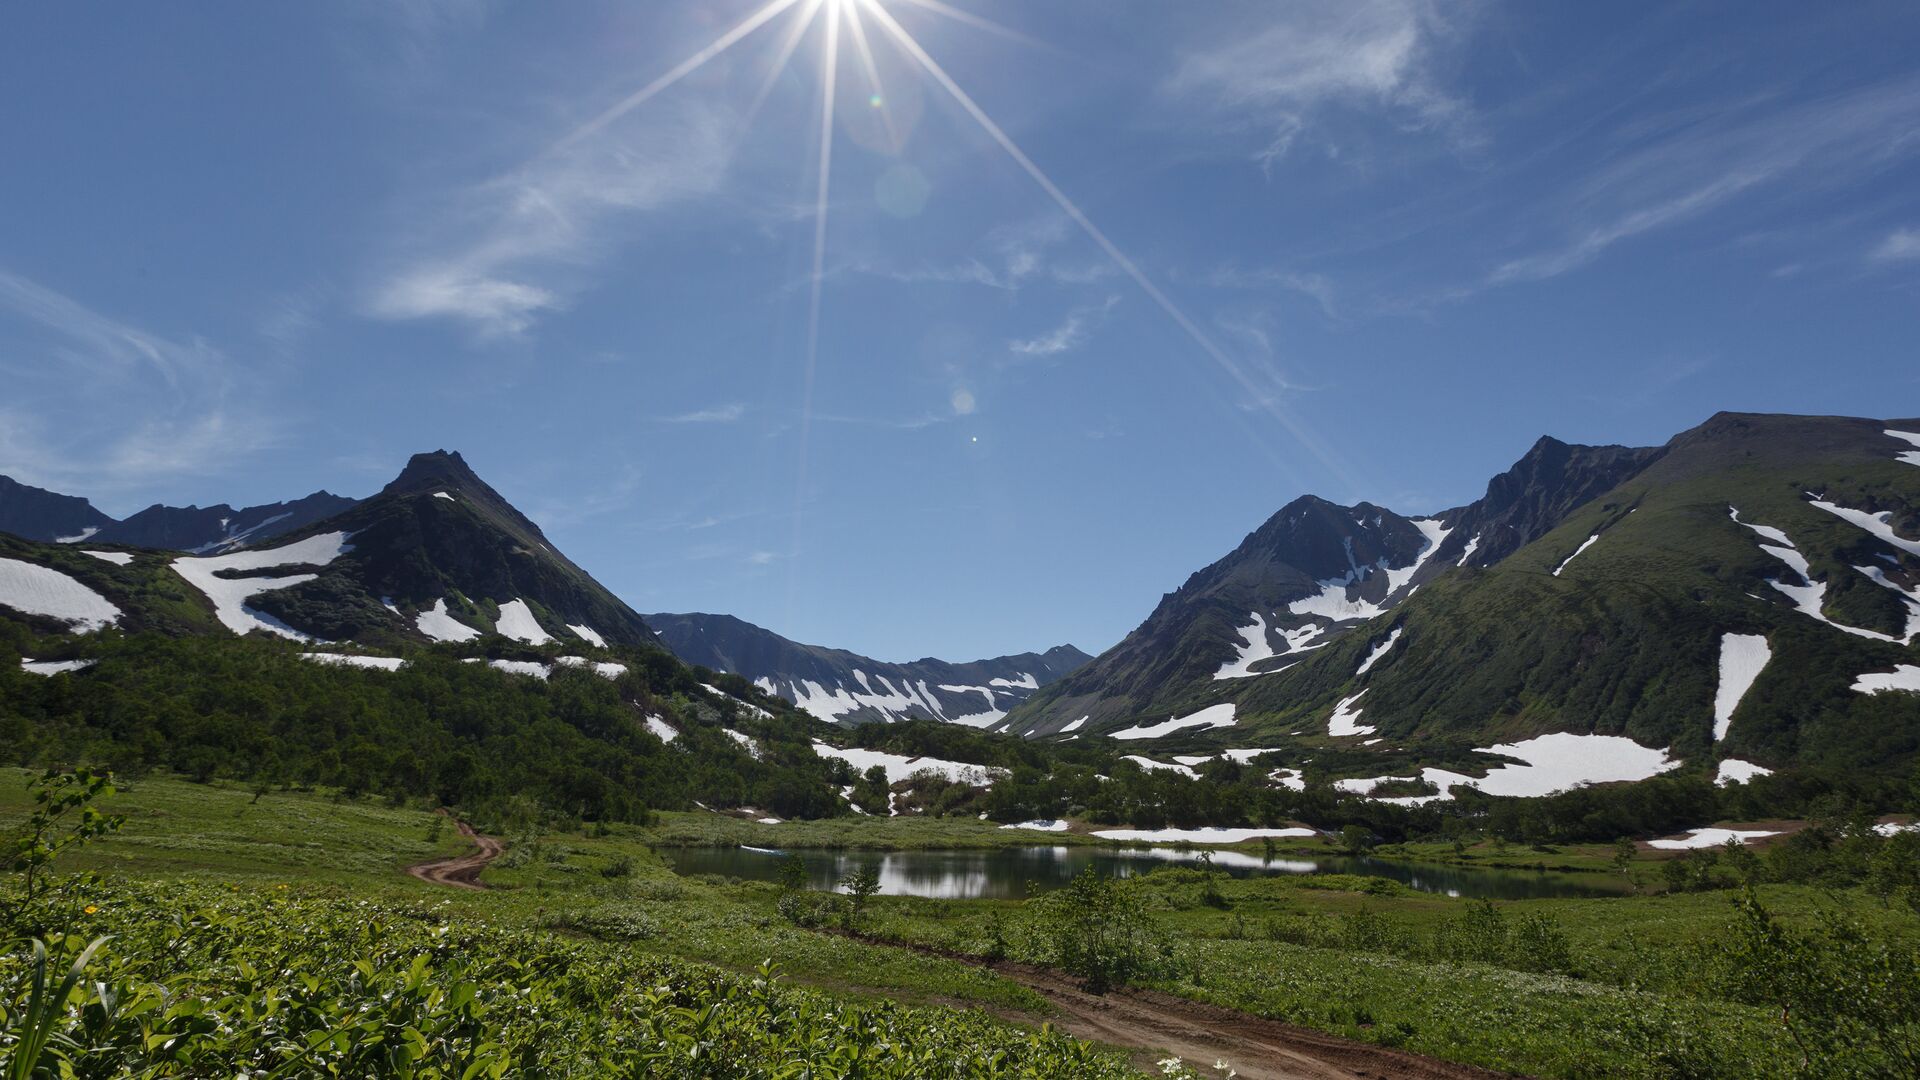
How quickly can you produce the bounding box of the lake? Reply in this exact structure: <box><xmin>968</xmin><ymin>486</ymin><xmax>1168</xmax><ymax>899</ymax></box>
<box><xmin>662</xmin><ymin>844</ymin><xmax>1620</xmax><ymax>900</ymax></box>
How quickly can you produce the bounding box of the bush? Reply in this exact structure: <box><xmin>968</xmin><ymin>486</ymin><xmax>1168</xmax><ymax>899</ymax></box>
<box><xmin>1026</xmin><ymin>868</ymin><xmax>1170</xmax><ymax>994</ymax></box>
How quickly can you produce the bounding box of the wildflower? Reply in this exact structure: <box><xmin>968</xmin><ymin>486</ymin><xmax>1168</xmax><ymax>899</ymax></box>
<box><xmin>84</xmin><ymin>905</ymin><xmax>99</xmax><ymax>914</ymax></box>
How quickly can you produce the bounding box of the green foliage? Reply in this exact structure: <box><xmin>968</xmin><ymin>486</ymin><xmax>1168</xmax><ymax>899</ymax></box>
<box><xmin>839</xmin><ymin>865</ymin><xmax>882</xmax><ymax>930</ymax></box>
<box><xmin>1720</xmin><ymin>890</ymin><xmax>1920</xmax><ymax>1076</ymax></box>
<box><xmin>0</xmin><ymin>883</ymin><xmax>1138</xmax><ymax>1078</ymax></box>
<box><xmin>1</xmin><ymin>768</ymin><xmax>123</xmax><ymax>935</ymax></box>
<box><xmin>1026</xmin><ymin>869</ymin><xmax>1169</xmax><ymax>994</ymax></box>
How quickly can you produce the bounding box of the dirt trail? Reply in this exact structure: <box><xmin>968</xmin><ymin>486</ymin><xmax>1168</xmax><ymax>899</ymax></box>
<box><xmin>837</xmin><ymin>933</ymin><xmax>1512</xmax><ymax>1080</ymax></box>
<box><xmin>406</xmin><ymin>816</ymin><xmax>503</xmax><ymax>890</ymax></box>
<box><xmin>993</xmin><ymin>962</ymin><xmax>1512</xmax><ymax>1080</ymax></box>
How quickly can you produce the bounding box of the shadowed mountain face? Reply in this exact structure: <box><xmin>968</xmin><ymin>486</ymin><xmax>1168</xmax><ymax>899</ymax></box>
<box><xmin>1002</xmin><ymin>414</ymin><xmax>1920</xmax><ymax>780</ymax></box>
<box><xmin>0</xmin><ymin>473</ymin><xmax>354</xmax><ymax>553</ymax></box>
<box><xmin>647</xmin><ymin>610</ymin><xmax>1090</xmax><ymax>726</ymax></box>
<box><xmin>0</xmin><ymin>475</ymin><xmax>116</xmax><ymax>544</ymax></box>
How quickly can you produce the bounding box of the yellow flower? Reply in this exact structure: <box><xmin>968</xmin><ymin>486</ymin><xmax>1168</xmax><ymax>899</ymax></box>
<box><xmin>83</xmin><ymin>905</ymin><xmax>99</xmax><ymax>915</ymax></box>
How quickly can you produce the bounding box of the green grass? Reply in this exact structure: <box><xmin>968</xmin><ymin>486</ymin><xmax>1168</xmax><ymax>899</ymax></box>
<box><xmin>8</xmin><ymin>769</ymin><xmax>1916</xmax><ymax>1079</ymax></box>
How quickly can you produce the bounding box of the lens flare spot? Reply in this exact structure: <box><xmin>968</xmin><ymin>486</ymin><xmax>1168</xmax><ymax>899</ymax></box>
<box><xmin>869</xmin><ymin>93</ymin><xmax>885</xmax><ymax>108</ymax></box>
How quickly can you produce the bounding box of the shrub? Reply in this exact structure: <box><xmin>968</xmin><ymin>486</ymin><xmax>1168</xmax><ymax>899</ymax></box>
<box><xmin>1026</xmin><ymin>868</ymin><xmax>1170</xmax><ymax>994</ymax></box>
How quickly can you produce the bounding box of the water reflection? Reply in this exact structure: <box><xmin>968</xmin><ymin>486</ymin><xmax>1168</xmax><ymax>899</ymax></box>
<box><xmin>662</xmin><ymin>845</ymin><xmax>1617</xmax><ymax>900</ymax></box>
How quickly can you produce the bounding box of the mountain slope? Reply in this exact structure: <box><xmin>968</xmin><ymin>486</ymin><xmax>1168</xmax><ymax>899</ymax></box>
<box><xmin>0</xmin><ymin>476</ymin><xmax>116</xmax><ymax>543</ymax></box>
<box><xmin>1004</xmin><ymin>435</ymin><xmax>1662</xmax><ymax>737</ymax></box>
<box><xmin>647</xmin><ymin>611</ymin><xmax>1090</xmax><ymax>726</ymax></box>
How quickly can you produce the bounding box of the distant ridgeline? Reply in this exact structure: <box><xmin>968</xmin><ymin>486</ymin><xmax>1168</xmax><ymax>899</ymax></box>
<box><xmin>3</xmin><ymin>417</ymin><xmax>1918</xmax><ymax>836</ymax></box>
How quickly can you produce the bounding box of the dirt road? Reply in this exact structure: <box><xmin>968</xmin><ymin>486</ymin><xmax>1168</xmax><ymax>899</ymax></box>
<box><xmin>405</xmin><ymin>816</ymin><xmax>503</xmax><ymax>890</ymax></box>
<box><xmin>834</xmin><ymin>932</ymin><xmax>1511</xmax><ymax>1080</ymax></box>
<box><xmin>992</xmin><ymin>960</ymin><xmax>1512</xmax><ymax>1080</ymax></box>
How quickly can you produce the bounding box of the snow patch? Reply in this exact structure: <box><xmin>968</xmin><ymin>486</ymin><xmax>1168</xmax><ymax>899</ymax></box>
<box><xmin>1810</xmin><ymin>497</ymin><xmax>1920</xmax><ymax>558</ymax></box>
<box><xmin>54</xmin><ymin>527</ymin><xmax>99</xmax><ymax>544</ymax></box>
<box><xmin>1885</xmin><ymin>429</ymin><xmax>1920</xmax><ymax>468</ymax></box>
<box><xmin>1649</xmin><ymin>827</ymin><xmax>1779</xmax><ymax>851</ymax></box>
<box><xmin>704</xmin><ymin>684</ymin><xmax>774</xmax><ymax>719</ymax></box>
<box><xmin>1551</xmin><ymin>534</ymin><xmax>1599</xmax><ymax>577</ymax></box>
<box><xmin>301</xmin><ymin>653</ymin><xmax>405</xmax><ymax>671</ymax></box>
<box><xmin>724</xmin><ymin>729</ymin><xmax>763</xmax><ymax>759</ymax></box>
<box><xmin>1060</xmin><ymin>715</ymin><xmax>1088</xmax><ymax>734</ymax></box>
<box><xmin>1121</xmin><ymin>755</ymin><xmax>1197</xmax><ymax>778</ymax></box>
<box><xmin>82</xmin><ymin>551</ymin><xmax>133</xmax><ymax>566</ymax></box>
<box><xmin>1214</xmin><ymin>612</ymin><xmax>1276</xmax><ymax>680</ymax></box>
<box><xmin>172</xmin><ymin>532</ymin><xmax>353</xmax><ymax>641</ymax></box>
<box><xmin>567</xmin><ymin>623</ymin><xmax>607</xmax><ymax>648</ymax></box>
<box><xmin>989</xmin><ymin>673</ymin><xmax>1039</xmax><ymax>689</ymax></box>
<box><xmin>1091</xmin><ymin>826</ymin><xmax>1316</xmax><ymax>844</ymax></box>
<box><xmin>554</xmin><ymin>656</ymin><xmax>627</xmax><ymax>679</ymax></box>
<box><xmin>1733</xmin><ymin>510</ymin><xmax>1910</xmax><ymax>642</ymax></box>
<box><xmin>1354</xmin><ymin>627</ymin><xmax>1403</xmax><ymax>676</ymax></box>
<box><xmin>811</xmin><ymin>742</ymin><xmax>1003</xmax><ymax>787</ymax></box>
<box><xmin>1852</xmin><ymin>665</ymin><xmax>1920</xmax><ymax>694</ymax></box>
<box><xmin>1326</xmin><ymin>690</ymin><xmax>1374</xmax><ymax>737</ymax></box>
<box><xmin>433</xmin><ymin>491</ymin><xmax>456</xmax><ymax>501</ymax></box>
<box><xmin>1110</xmin><ymin>703</ymin><xmax>1237</xmax><ymax>741</ymax></box>
<box><xmin>1712</xmin><ymin>634</ymin><xmax>1770</xmax><ymax>741</ymax></box>
<box><xmin>1715</xmin><ymin>760</ymin><xmax>1773</xmax><ymax>786</ymax></box>
<box><xmin>1457</xmin><ymin>533</ymin><xmax>1481</xmax><ymax>567</ymax></box>
<box><xmin>494</xmin><ymin>599</ymin><xmax>553</xmax><ymax>645</ymax></box>
<box><xmin>0</xmin><ymin>558</ymin><xmax>122</xmax><ymax>633</ymax></box>
<box><xmin>642</xmin><ymin>714</ymin><xmax>678</xmax><ymax>743</ymax></box>
<box><xmin>416</xmin><ymin>599</ymin><xmax>481</xmax><ymax>643</ymax></box>
<box><xmin>999</xmin><ymin>819</ymin><xmax>1070</xmax><ymax>832</ymax></box>
<box><xmin>479</xmin><ymin>659</ymin><xmax>549</xmax><ymax>680</ymax></box>
<box><xmin>21</xmin><ymin>659</ymin><xmax>95</xmax><ymax>676</ymax></box>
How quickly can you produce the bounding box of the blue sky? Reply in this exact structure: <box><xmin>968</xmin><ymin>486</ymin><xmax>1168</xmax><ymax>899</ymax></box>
<box><xmin>4</xmin><ymin>1</ymin><xmax>1919</xmax><ymax>661</ymax></box>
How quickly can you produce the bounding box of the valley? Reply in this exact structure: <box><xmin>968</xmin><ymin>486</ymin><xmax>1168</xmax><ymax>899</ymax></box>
<box><xmin>2</xmin><ymin>413</ymin><xmax>1918</xmax><ymax>1076</ymax></box>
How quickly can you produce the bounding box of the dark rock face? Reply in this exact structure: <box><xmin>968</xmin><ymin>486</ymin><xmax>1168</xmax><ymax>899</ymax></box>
<box><xmin>0</xmin><ymin>475</ymin><xmax>116</xmax><ymax>543</ymax></box>
<box><xmin>648</xmin><ymin>611</ymin><xmax>1091</xmax><ymax>725</ymax></box>
<box><xmin>93</xmin><ymin>492</ymin><xmax>358</xmax><ymax>553</ymax></box>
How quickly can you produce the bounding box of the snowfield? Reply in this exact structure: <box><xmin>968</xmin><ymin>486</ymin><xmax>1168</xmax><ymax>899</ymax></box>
<box><xmin>21</xmin><ymin>659</ymin><xmax>96</xmax><ymax>676</ymax></box>
<box><xmin>1090</xmin><ymin>826</ymin><xmax>1316</xmax><ymax>844</ymax></box>
<box><xmin>1354</xmin><ymin>626</ymin><xmax>1403</xmax><ymax>676</ymax></box>
<box><xmin>1715</xmin><ymin>759</ymin><xmax>1773</xmax><ymax>785</ymax></box>
<box><xmin>1059</xmin><ymin>715</ymin><xmax>1088</xmax><ymax>733</ymax></box>
<box><xmin>1810</xmin><ymin>497</ymin><xmax>1920</xmax><ymax>558</ymax></box>
<box><xmin>416</xmin><ymin>599</ymin><xmax>481</xmax><ymax>642</ymax></box>
<box><xmin>1650</xmin><ymin>827</ymin><xmax>1780</xmax><ymax>850</ymax></box>
<box><xmin>0</xmin><ymin>558</ymin><xmax>122</xmax><ymax>633</ymax></box>
<box><xmin>172</xmin><ymin>531</ymin><xmax>353</xmax><ymax>640</ymax></box>
<box><xmin>567</xmin><ymin>623</ymin><xmax>608</xmax><ymax>648</ymax></box>
<box><xmin>810</xmin><ymin>742</ymin><xmax>1003</xmax><ymax>787</ymax></box>
<box><xmin>1852</xmin><ymin>665</ymin><xmax>1920</xmax><ymax>694</ymax></box>
<box><xmin>494</xmin><ymin>600</ymin><xmax>553</xmax><ymax>645</ymax></box>
<box><xmin>1288</xmin><ymin>521</ymin><xmax>1449</xmax><ymax>624</ymax></box>
<box><xmin>301</xmin><ymin>653</ymin><xmax>405</xmax><ymax>671</ymax></box>
<box><xmin>1110</xmin><ymin>703</ymin><xmax>1237</xmax><ymax>740</ymax></box>
<box><xmin>82</xmin><ymin>551</ymin><xmax>133</xmax><ymax>566</ymax></box>
<box><xmin>1326</xmin><ymin>690</ymin><xmax>1375</xmax><ymax>737</ymax></box>
<box><xmin>477</xmin><ymin>659</ymin><xmax>549</xmax><ymax>679</ymax></box>
<box><xmin>1361</xmin><ymin>733</ymin><xmax>1680</xmax><ymax>805</ymax></box>
<box><xmin>1713</xmin><ymin>634</ymin><xmax>1771</xmax><ymax>741</ymax></box>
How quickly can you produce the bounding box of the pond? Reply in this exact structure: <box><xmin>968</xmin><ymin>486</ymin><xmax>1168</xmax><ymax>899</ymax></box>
<box><xmin>662</xmin><ymin>844</ymin><xmax>1621</xmax><ymax>901</ymax></box>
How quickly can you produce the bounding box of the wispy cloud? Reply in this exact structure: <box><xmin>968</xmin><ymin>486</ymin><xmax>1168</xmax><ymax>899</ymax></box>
<box><xmin>1872</xmin><ymin>226</ymin><xmax>1920</xmax><ymax>262</ymax></box>
<box><xmin>0</xmin><ymin>270</ymin><xmax>272</xmax><ymax>494</ymax></box>
<box><xmin>661</xmin><ymin>403</ymin><xmax>746</xmax><ymax>424</ymax></box>
<box><xmin>366</xmin><ymin>98</ymin><xmax>737</xmax><ymax>336</ymax></box>
<box><xmin>1009</xmin><ymin>296</ymin><xmax>1118</xmax><ymax>357</ymax></box>
<box><xmin>1489</xmin><ymin>78</ymin><xmax>1920</xmax><ymax>286</ymax></box>
<box><xmin>1166</xmin><ymin>0</ymin><xmax>1475</xmax><ymax>166</ymax></box>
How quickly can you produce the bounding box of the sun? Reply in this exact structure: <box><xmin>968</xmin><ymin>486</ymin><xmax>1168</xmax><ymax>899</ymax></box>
<box><xmin>559</xmin><ymin>0</ymin><xmax>1321</xmax><ymax>533</ymax></box>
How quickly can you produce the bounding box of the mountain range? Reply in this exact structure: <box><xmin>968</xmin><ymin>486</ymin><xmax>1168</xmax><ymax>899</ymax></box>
<box><xmin>5</xmin><ymin>413</ymin><xmax>1919</xmax><ymax>791</ymax></box>
<box><xmin>648</xmin><ymin>611</ymin><xmax>1090</xmax><ymax>726</ymax></box>
<box><xmin>0</xmin><ymin>474</ymin><xmax>354</xmax><ymax>553</ymax></box>
<box><xmin>1003</xmin><ymin>413</ymin><xmax>1920</xmax><ymax>783</ymax></box>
